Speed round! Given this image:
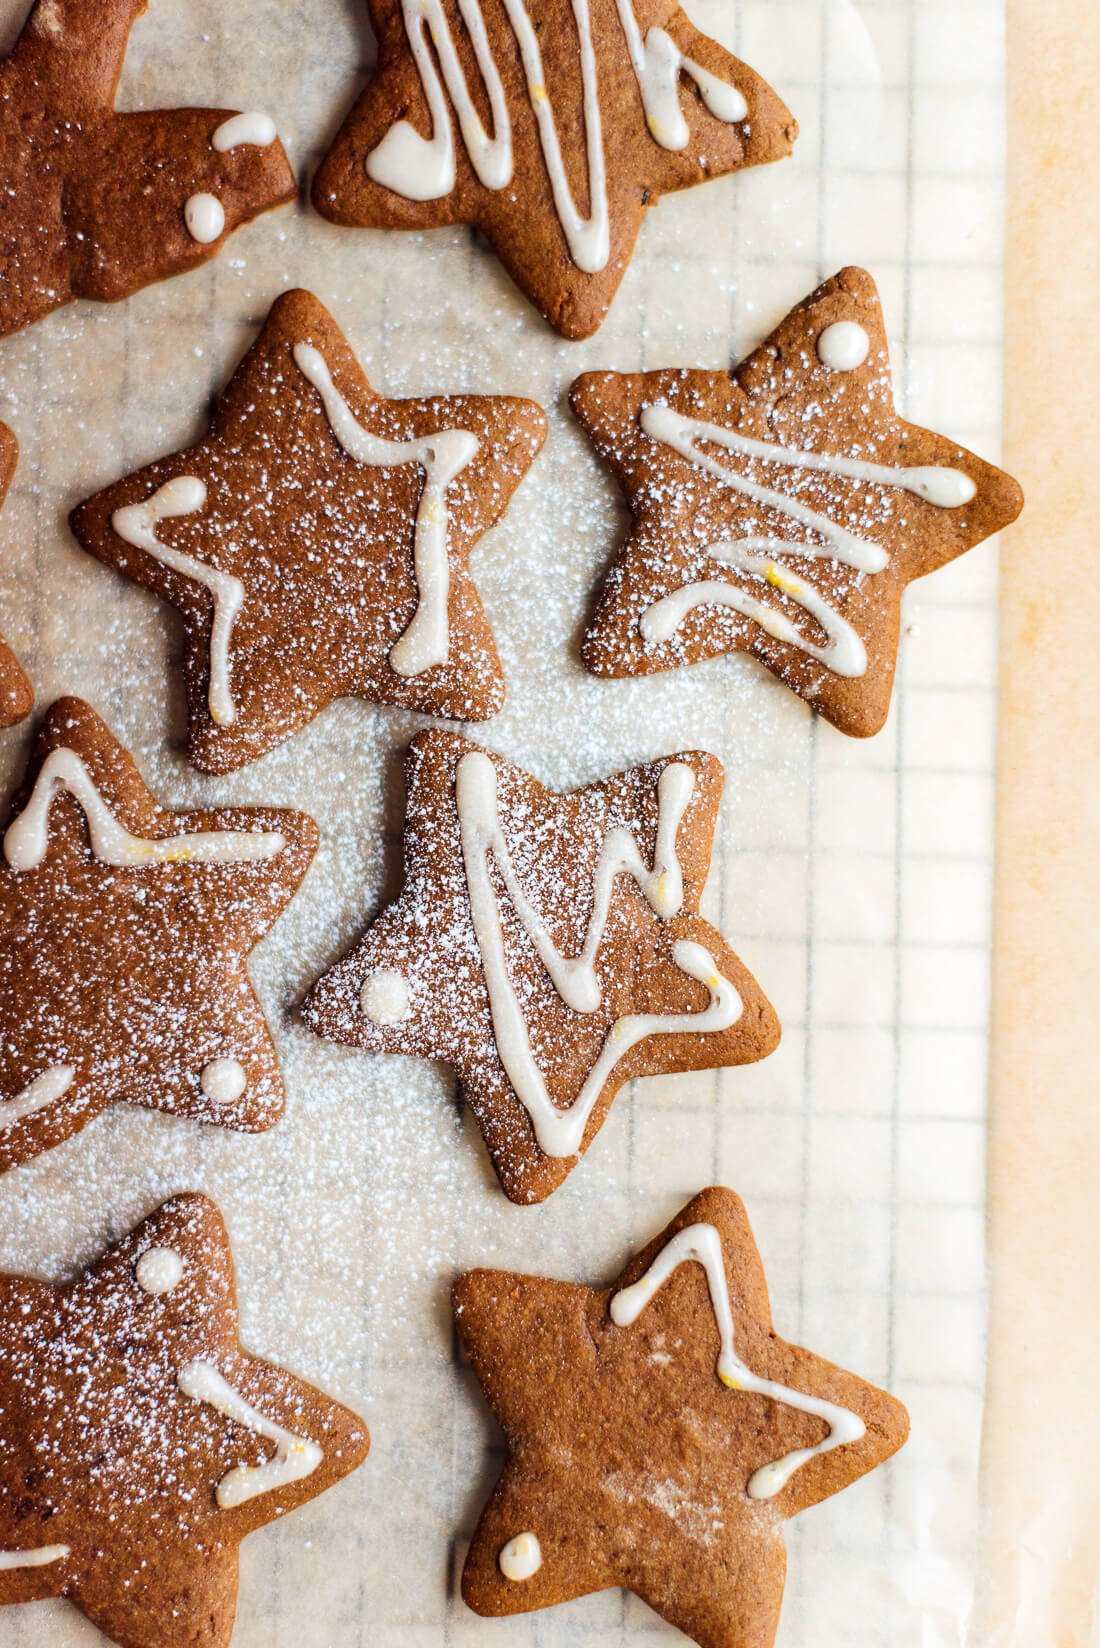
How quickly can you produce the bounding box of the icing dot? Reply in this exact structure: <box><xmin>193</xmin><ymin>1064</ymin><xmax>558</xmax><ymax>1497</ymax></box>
<box><xmin>135</xmin><ymin>1247</ymin><xmax>184</xmax><ymax>1296</ymax></box>
<box><xmin>499</xmin><ymin>1532</ymin><xmax>541</xmax><ymax>1582</ymax></box>
<box><xmin>360</xmin><ymin>970</ymin><xmax>411</xmax><ymax>1025</ymax></box>
<box><xmin>184</xmin><ymin>193</ymin><xmax>225</xmax><ymax>244</ymax></box>
<box><xmin>817</xmin><ymin>321</ymin><xmax>870</xmax><ymax>372</ymax></box>
<box><xmin>212</xmin><ymin>111</ymin><xmax>277</xmax><ymax>153</ymax></box>
<box><xmin>200</xmin><ymin>1057</ymin><xmax>247</xmax><ymax>1105</ymax></box>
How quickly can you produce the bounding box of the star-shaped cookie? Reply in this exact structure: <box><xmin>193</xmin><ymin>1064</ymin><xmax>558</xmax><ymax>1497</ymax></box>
<box><xmin>0</xmin><ymin>425</ymin><xmax>32</xmax><ymax>727</ymax></box>
<box><xmin>0</xmin><ymin>1193</ymin><xmax>369</xmax><ymax>1648</ymax></box>
<box><xmin>304</xmin><ymin>730</ymin><xmax>779</xmax><ymax>1203</ymax></box>
<box><xmin>457</xmin><ymin>1186</ymin><xmax>908</xmax><ymax>1646</ymax></box>
<box><xmin>574</xmin><ymin>266</ymin><xmax>1026</xmax><ymax>735</ymax></box>
<box><xmin>312</xmin><ymin>0</ymin><xmax>798</xmax><ymax>339</ymax></box>
<box><xmin>0</xmin><ymin>0</ymin><xmax>295</xmax><ymax>339</ymax></box>
<box><xmin>71</xmin><ymin>288</ymin><xmax>548</xmax><ymax>773</ymax></box>
<box><xmin>0</xmin><ymin>696</ymin><xmax>317</xmax><ymax>1173</ymax></box>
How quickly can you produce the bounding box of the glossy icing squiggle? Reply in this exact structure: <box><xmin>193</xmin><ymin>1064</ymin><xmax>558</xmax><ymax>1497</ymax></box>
<box><xmin>0</xmin><ymin>1545</ymin><xmax>69</xmax><ymax>1570</ymax></box>
<box><xmin>456</xmin><ymin>751</ymin><xmax>742</xmax><ymax>1157</ymax></box>
<box><xmin>294</xmin><ymin>342</ymin><xmax>479</xmax><ymax>678</ymax></box>
<box><xmin>611</xmin><ymin>1222</ymin><xmax>866</xmax><ymax>1499</ymax></box>
<box><xmin>0</xmin><ymin>1065</ymin><xmax>75</xmax><ymax>1131</ymax></box>
<box><xmin>614</xmin><ymin>2</ymin><xmax>747</xmax><ymax>149</ymax></box>
<box><xmin>3</xmin><ymin>747</ymin><xmax>285</xmax><ymax>871</ymax></box>
<box><xmin>112</xmin><ymin>476</ymin><xmax>242</xmax><ymax>727</ymax></box>
<box><xmin>177</xmin><ymin>1360</ymin><xmax>323</xmax><ymax>1509</ymax></box>
<box><xmin>638</xmin><ymin>402</ymin><xmax>977</xmax><ymax>677</ymax></box>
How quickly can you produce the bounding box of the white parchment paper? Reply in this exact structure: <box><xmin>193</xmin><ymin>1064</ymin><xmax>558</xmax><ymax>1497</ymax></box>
<box><xmin>0</xmin><ymin>0</ymin><xmax>1008</xmax><ymax>1642</ymax></box>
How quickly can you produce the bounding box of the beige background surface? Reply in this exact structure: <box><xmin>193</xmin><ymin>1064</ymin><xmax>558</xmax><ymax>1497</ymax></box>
<box><xmin>981</xmin><ymin>2</ymin><xmax>1100</xmax><ymax>1644</ymax></box>
<box><xmin>0</xmin><ymin>0</ymin><xmax>1053</xmax><ymax>1644</ymax></box>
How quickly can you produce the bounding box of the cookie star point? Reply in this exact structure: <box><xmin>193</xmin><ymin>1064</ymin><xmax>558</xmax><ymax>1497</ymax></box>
<box><xmin>457</xmin><ymin>1187</ymin><xmax>908</xmax><ymax>1645</ymax></box>
<box><xmin>71</xmin><ymin>289</ymin><xmax>547</xmax><ymax>773</ymax></box>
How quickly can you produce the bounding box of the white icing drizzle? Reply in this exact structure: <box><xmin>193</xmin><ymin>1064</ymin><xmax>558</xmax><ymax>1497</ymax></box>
<box><xmin>184</xmin><ymin>192</ymin><xmax>225</xmax><ymax>244</ymax></box>
<box><xmin>817</xmin><ymin>320</ymin><xmax>870</xmax><ymax>372</ymax></box>
<box><xmin>499</xmin><ymin>1531</ymin><xmax>542</xmax><ymax>1581</ymax></box>
<box><xmin>293</xmin><ymin>343</ymin><xmax>479</xmax><ymax>678</ymax></box>
<box><xmin>200</xmin><ymin>1058</ymin><xmax>247</xmax><ymax>1105</ymax></box>
<box><xmin>614</xmin><ymin>1</ymin><xmax>747</xmax><ymax>150</ymax></box>
<box><xmin>177</xmin><ymin>1361</ymin><xmax>323</xmax><ymax>1509</ymax></box>
<box><xmin>0</xmin><ymin>1065</ymin><xmax>75</xmax><ymax>1130</ymax></box>
<box><xmin>0</xmin><ymin>1545</ymin><xmax>69</xmax><ymax>1570</ymax></box>
<box><xmin>2</xmin><ymin>747</ymin><xmax>285</xmax><ymax>872</ymax></box>
<box><xmin>360</xmin><ymin>970</ymin><xmax>411</xmax><ymax>1025</ymax></box>
<box><xmin>368</xmin><ymin>0</ymin><xmax>512</xmax><ymax>200</ymax></box>
<box><xmin>610</xmin><ymin>1223</ymin><xmax>866</xmax><ymax>1501</ymax></box>
<box><xmin>637</xmin><ymin>402</ymin><xmax>978</xmax><ymax>679</ymax></box>
<box><xmin>643</xmin><ymin>546</ymin><xmax>867</xmax><ymax>677</ymax></box>
<box><xmin>135</xmin><ymin>1247</ymin><xmax>184</xmax><ymax>1296</ymax></box>
<box><xmin>456</xmin><ymin>751</ymin><xmax>742</xmax><ymax>1157</ymax></box>
<box><xmin>366</xmin><ymin>0</ymin><xmax>747</xmax><ymax>269</ymax></box>
<box><xmin>212</xmin><ymin>111</ymin><xmax>278</xmax><ymax>152</ymax></box>
<box><xmin>112</xmin><ymin>476</ymin><xmax>242</xmax><ymax>728</ymax></box>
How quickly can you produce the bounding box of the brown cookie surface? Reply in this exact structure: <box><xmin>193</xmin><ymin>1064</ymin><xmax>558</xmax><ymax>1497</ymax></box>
<box><xmin>304</xmin><ymin>729</ymin><xmax>779</xmax><ymax>1203</ymax></box>
<box><xmin>72</xmin><ymin>289</ymin><xmax>548</xmax><ymax>773</ymax></box>
<box><xmin>0</xmin><ymin>0</ymin><xmax>295</xmax><ymax>339</ymax></box>
<box><xmin>313</xmin><ymin>0</ymin><xmax>797</xmax><ymax>339</ymax></box>
<box><xmin>0</xmin><ymin>1193</ymin><xmax>369</xmax><ymax>1648</ymax></box>
<box><xmin>0</xmin><ymin>426</ymin><xmax>32</xmax><ymax>728</ymax></box>
<box><xmin>575</xmin><ymin>266</ymin><xmax>1025</xmax><ymax>735</ymax></box>
<box><xmin>457</xmin><ymin>1185</ymin><xmax>909</xmax><ymax>1646</ymax></box>
<box><xmin>0</xmin><ymin>697</ymin><xmax>317</xmax><ymax>1172</ymax></box>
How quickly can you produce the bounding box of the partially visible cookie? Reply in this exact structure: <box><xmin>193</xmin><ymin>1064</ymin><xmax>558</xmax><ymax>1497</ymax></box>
<box><xmin>313</xmin><ymin>0</ymin><xmax>797</xmax><ymax>339</ymax></box>
<box><xmin>574</xmin><ymin>266</ymin><xmax>1025</xmax><ymax>735</ymax></box>
<box><xmin>457</xmin><ymin>1185</ymin><xmax>909</xmax><ymax>1646</ymax></box>
<box><xmin>0</xmin><ymin>637</ymin><xmax>31</xmax><ymax>729</ymax></box>
<box><xmin>0</xmin><ymin>426</ymin><xmax>32</xmax><ymax>728</ymax></box>
<box><xmin>0</xmin><ymin>0</ymin><xmax>295</xmax><ymax>339</ymax></box>
<box><xmin>0</xmin><ymin>697</ymin><xmax>318</xmax><ymax>1172</ymax></box>
<box><xmin>0</xmin><ymin>1193</ymin><xmax>369</xmax><ymax>1648</ymax></box>
<box><xmin>71</xmin><ymin>288</ymin><xmax>548</xmax><ymax>773</ymax></box>
<box><xmin>304</xmin><ymin>729</ymin><xmax>779</xmax><ymax>1203</ymax></box>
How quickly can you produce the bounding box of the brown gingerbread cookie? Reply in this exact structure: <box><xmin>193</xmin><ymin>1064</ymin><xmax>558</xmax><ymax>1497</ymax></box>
<box><xmin>574</xmin><ymin>266</ymin><xmax>1025</xmax><ymax>735</ymax></box>
<box><xmin>0</xmin><ymin>637</ymin><xmax>31</xmax><ymax>730</ymax></box>
<box><xmin>0</xmin><ymin>696</ymin><xmax>317</xmax><ymax>1173</ymax></box>
<box><xmin>312</xmin><ymin>0</ymin><xmax>797</xmax><ymax>339</ymax></box>
<box><xmin>0</xmin><ymin>0</ymin><xmax>295</xmax><ymax>340</ymax></box>
<box><xmin>457</xmin><ymin>1185</ymin><xmax>908</xmax><ymax>1646</ymax></box>
<box><xmin>0</xmin><ymin>425</ymin><xmax>32</xmax><ymax>727</ymax></box>
<box><xmin>0</xmin><ymin>1193</ymin><xmax>369</xmax><ymax>1648</ymax></box>
<box><xmin>71</xmin><ymin>288</ymin><xmax>548</xmax><ymax>774</ymax></box>
<box><xmin>304</xmin><ymin>730</ymin><xmax>779</xmax><ymax>1203</ymax></box>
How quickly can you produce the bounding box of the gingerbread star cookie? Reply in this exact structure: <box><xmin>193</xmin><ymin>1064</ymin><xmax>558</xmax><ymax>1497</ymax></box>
<box><xmin>0</xmin><ymin>697</ymin><xmax>317</xmax><ymax>1172</ymax></box>
<box><xmin>71</xmin><ymin>289</ymin><xmax>548</xmax><ymax>773</ymax></box>
<box><xmin>0</xmin><ymin>425</ymin><xmax>32</xmax><ymax>728</ymax></box>
<box><xmin>457</xmin><ymin>1186</ymin><xmax>908</xmax><ymax>1646</ymax></box>
<box><xmin>0</xmin><ymin>0</ymin><xmax>295</xmax><ymax>340</ymax></box>
<box><xmin>312</xmin><ymin>0</ymin><xmax>798</xmax><ymax>339</ymax></box>
<box><xmin>0</xmin><ymin>1193</ymin><xmax>369</xmax><ymax>1648</ymax></box>
<box><xmin>574</xmin><ymin>266</ymin><xmax>1026</xmax><ymax>735</ymax></box>
<box><xmin>304</xmin><ymin>730</ymin><xmax>779</xmax><ymax>1203</ymax></box>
